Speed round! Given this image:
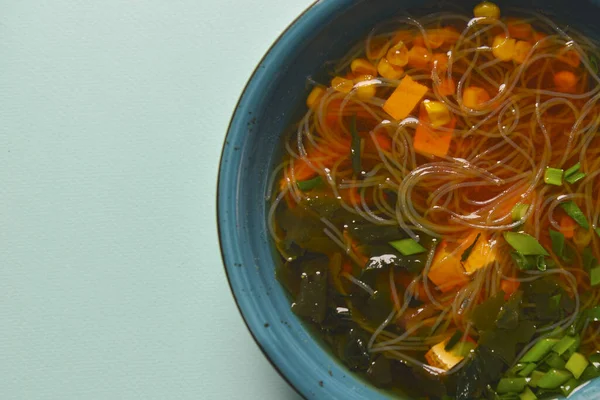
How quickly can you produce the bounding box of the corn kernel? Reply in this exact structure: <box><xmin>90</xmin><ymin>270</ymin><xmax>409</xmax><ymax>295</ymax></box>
<box><xmin>351</xmin><ymin>58</ymin><xmax>378</xmax><ymax>76</ymax></box>
<box><xmin>513</xmin><ymin>40</ymin><xmax>532</xmax><ymax>64</ymax></box>
<box><xmin>474</xmin><ymin>1</ymin><xmax>500</xmax><ymax>19</ymax></box>
<box><xmin>377</xmin><ymin>57</ymin><xmax>404</xmax><ymax>80</ymax></box>
<box><xmin>492</xmin><ymin>35</ymin><xmax>516</xmax><ymax>62</ymax></box>
<box><xmin>366</xmin><ymin>37</ymin><xmax>390</xmax><ymax>61</ymax></box>
<box><xmin>423</xmin><ymin>100</ymin><xmax>452</xmax><ymax>127</ymax></box>
<box><xmin>331</xmin><ymin>76</ymin><xmax>353</xmax><ymax>93</ymax></box>
<box><xmin>387</xmin><ymin>41</ymin><xmax>409</xmax><ymax>67</ymax></box>
<box><xmin>463</xmin><ymin>86</ymin><xmax>490</xmax><ymax>109</ymax></box>
<box><xmin>353</xmin><ymin>74</ymin><xmax>377</xmax><ymax>100</ymax></box>
<box><xmin>408</xmin><ymin>45</ymin><xmax>431</xmax><ymax>68</ymax></box>
<box><xmin>442</xmin><ymin>26</ymin><xmax>460</xmax><ymax>45</ymax></box>
<box><xmin>306</xmin><ymin>86</ymin><xmax>325</xmax><ymax>110</ymax></box>
<box><xmin>430</xmin><ymin>53</ymin><xmax>449</xmax><ymax>73</ymax></box>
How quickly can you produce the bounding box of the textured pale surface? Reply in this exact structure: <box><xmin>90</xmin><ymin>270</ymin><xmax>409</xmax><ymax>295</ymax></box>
<box><xmin>0</xmin><ymin>0</ymin><xmax>308</xmax><ymax>398</ymax></box>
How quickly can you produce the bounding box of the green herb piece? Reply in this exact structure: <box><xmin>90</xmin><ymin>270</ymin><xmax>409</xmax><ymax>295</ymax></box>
<box><xmin>388</xmin><ymin>238</ymin><xmax>426</xmax><ymax>256</ymax></box>
<box><xmin>544</xmin><ymin>167</ymin><xmax>564</xmax><ymax>186</ymax></box>
<box><xmin>553</xmin><ymin>336</ymin><xmax>577</xmax><ymax>356</ymax></box>
<box><xmin>564</xmin><ymin>162</ymin><xmax>581</xmax><ymax>178</ymax></box>
<box><xmin>296</xmin><ymin>175</ymin><xmax>322</xmax><ymax>191</ymax></box>
<box><xmin>560</xmin><ymin>378</ymin><xmax>579</xmax><ymax>397</ymax></box>
<box><xmin>504</xmin><ymin>232</ymin><xmax>549</xmax><ymax>256</ymax></box>
<box><xmin>519</xmin><ymin>386</ymin><xmax>537</xmax><ymax>400</ymax></box>
<box><xmin>461</xmin><ymin>233</ymin><xmax>481</xmax><ymax>262</ymax></box>
<box><xmin>596</xmin><ymin>227</ymin><xmax>600</xmax><ymax>238</ymax></box>
<box><xmin>445</xmin><ymin>330</ymin><xmax>463</xmax><ymax>351</ymax></box>
<box><xmin>350</xmin><ymin>114</ymin><xmax>362</xmax><ymax>176</ymax></box>
<box><xmin>565</xmin><ymin>353</ymin><xmax>588</xmax><ymax>379</ymax></box>
<box><xmin>590</xmin><ymin>53</ymin><xmax>599</xmax><ymax>74</ymax></box>
<box><xmin>591</xmin><ymin>267</ymin><xmax>600</xmax><ymax>287</ymax></box>
<box><xmin>545</xmin><ymin>353</ymin><xmax>566</xmax><ymax>369</ymax></box>
<box><xmin>559</xmin><ymin>201</ymin><xmax>589</xmax><ymax>229</ymax></box>
<box><xmin>528</xmin><ymin>371</ymin><xmax>545</xmax><ymax>388</ymax></box>
<box><xmin>536</xmin><ymin>369</ymin><xmax>573</xmax><ymax>389</ymax></box>
<box><xmin>587</xmin><ymin>306</ymin><xmax>600</xmax><ymax>322</ymax></box>
<box><xmin>565</xmin><ymin>172</ymin><xmax>586</xmax><ymax>184</ymax></box>
<box><xmin>580</xmin><ymin>364</ymin><xmax>600</xmax><ymax>381</ymax></box>
<box><xmin>497</xmin><ymin>378</ymin><xmax>530</xmax><ymax>394</ymax></box>
<box><xmin>520</xmin><ymin>339</ymin><xmax>559</xmax><ymax>363</ymax></box>
<box><xmin>518</xmin><ymin>363</ymin><xmax>537</xmax><ymax>377</ymax></box>
<box><xmin>549</xmin><ymin>229</ymin><xmax>565</xmax><ymax>259</ymax></box>
<box><xmin>512</xmin><ymin>204</ymin><xmax>530</xmax><ymax>222</ymax></box>
<box><xmin>511</xmin><ymin>251</ymin><xmax>532</xmax><ymax>270</ymax></box>
<box><xmin>583</xmin><ymin>247</ymin><xmax>598</xmax><ymax>271</ymax></box>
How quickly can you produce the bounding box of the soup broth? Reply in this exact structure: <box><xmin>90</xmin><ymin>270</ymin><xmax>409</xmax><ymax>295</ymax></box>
<box><xmin>268</xmin><ymin>2</ymin><xmax>600</xmax><ymax>399</ymax></box>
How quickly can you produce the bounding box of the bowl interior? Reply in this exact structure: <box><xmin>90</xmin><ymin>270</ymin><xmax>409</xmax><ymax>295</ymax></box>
<box><xmin>218</xmin><ymin>0</ymin><xmax>600</xmax><ymax>398</ymax></box>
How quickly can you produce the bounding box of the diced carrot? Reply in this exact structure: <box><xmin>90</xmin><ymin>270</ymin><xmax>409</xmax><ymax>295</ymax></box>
<box><xmin>407</xmin><ymin>45</ymin><xmax>431</xmax><ymax>68</ymax></box>
<box><xmin>501</xmin><ymin>280</ymin><xmax>520</xmax><ymax>299</ymax></box>
<box><xmin>430</xmin><ymin>53</ymin><xmax>449</xmax><ymax>73</ymax></box>
<box><xmin>342</xmin><ymin>261</ymin><xmax>353</xmax><ymax>274</ymax></box>
<box><xmin>441</xmin><ymin>26</ymin><xmax>461</xmax><ymax>45</ymax></box>
<box><xmin>462</xmin><ymin>86</ymin><xmax>490</xmax><ymax>109</ymax></box>
<box><xmin>553</xmin><ymin>70</ymin><xmax>578</xmax><ymax>93</ymax></box>
<box><xmin>560</xmin><ymin>214</ymin><xmax>577</xmax><ymax>239</ymax></box>
<box><xmin>427</xmin><ymin>240</ymin><xmax>469</xmax><ymax>292</ymax></box>
<box><xmin>531</xmin><ymin>31</ymin><xmax>547</xmax><ymax>44</ymax></box>
<box><xmin>413</xmin><ymin>36</ymin><xmax>426</xmax><ymax>47</ymax></box>
<box><xmin>558</xmin><ymin>49</ymin><xmax>581</xmax><ymax>68</ymax></box>
<box><xmin>507</xmin><ymin>19</ymin><xmax>533</xmax><ymax>40</ymax></box>
<box><xmin>413</xmin><ymin>108</ymin><xmax>455</xmax><ymax>158</ymax></box>
<box><xmin>426</xmin><ymin>29</ymin><xmax>446</xmax><ymax>49</ymax></box>
<box><xmin>462</xmin><ymin>232</ymin><xmax>498</xmax><ymax>274</ymax></box>
<box><xmin>383</xmin><ymin>75</ymin><xmax>429</xmax><ymax>120</ymax></box>
<box><xmin>438</xmin><ymin>77</ymin><xmax>456</xmax><ymax>96</ymax></box>
<box><xmin>392</xmin><ymin>30</ymin><xmax>413</xmax><ymax>45</ymax></box>
<box><xmin>373</xmin><ymin>131</ymin><xmax>393</xmax><ymax>152</ymax></box>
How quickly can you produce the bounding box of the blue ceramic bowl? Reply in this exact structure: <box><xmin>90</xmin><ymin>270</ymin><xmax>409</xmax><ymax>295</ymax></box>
<box><xmin>217</xmin><ymin>1</ymin><xmax>600</xmax><ymax>398</ymax></box>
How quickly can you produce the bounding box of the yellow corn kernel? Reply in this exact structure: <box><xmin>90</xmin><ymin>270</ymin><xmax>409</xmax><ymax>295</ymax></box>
<box><xmin>366</xmin><ymin>37</ymin><xmax>390</xmax><ymax>61</ymax></box>
<box><xmin>387</xmin><ymin>41</ymin><xmax>409</xmax><ymax>67</ymax></box>
<box><xmin>353</xmin><ymin>75</ymin><xmax>377</xmax><ymax>100</ymax></box>
<box><xmin>377</xmin><ymin>57</ymin><xmax>404</xmax><ymax>80</ymax></box>
<box><xmin>423</xmin><ymin>100</ymin><xmax>451</xmax><ymax>128</ymax></box>
<box><xmin>513</xmin><ymin>40</ymin><xmax>533</xmax><ymax>64</ymax></box>
<box><xmin>474</xmin><ymin>1</ymin><xmax>500</xmax><ymax>19</ymax></box>
<box><xmin>350</xmin><ymin>58</ymin><xmax>378</xmax><ymax>77</ymax></box>
<box><xmin>306</xmin><ymin>86</ymin><xmax>325</xmax><ymax>110</ymax></box>
<box><xmin>492</xmin><ymin>35</ymin><xmax>516</xmax><ymax>62</ymax></box>
<box><xmin>331</xmin><ymin>76</ymin><xmax>353</xmax><ymax>93</ymax></box>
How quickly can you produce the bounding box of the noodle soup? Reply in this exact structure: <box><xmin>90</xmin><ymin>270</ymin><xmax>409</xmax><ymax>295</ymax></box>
<box><xmin>268</xmin><ymin>2</ymin><xmax>600</xmax><ymax>399</ymax></box>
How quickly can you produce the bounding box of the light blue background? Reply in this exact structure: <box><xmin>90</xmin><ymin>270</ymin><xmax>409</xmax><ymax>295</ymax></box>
<box><xmin>0</xmin><ymin>1</ymin><xmax>308</xmax><ymax>398</ymax></box>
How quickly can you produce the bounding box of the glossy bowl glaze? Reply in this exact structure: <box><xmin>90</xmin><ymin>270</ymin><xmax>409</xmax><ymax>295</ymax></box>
<box><xmin>217</xmin><ymin>0</ymin><xmax>600</xmax><ymax>398</ymax></box>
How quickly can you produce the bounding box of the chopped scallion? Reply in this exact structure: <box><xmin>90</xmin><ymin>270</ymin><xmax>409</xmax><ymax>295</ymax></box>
<box><xmin>518</xmin><ymin>363</ymin><xmax>537</xmax><ymax>377</ymax></box>
<box><xmin>545</xmin><ymin>353</ymin><xmax>566</xmax><ymax>369</ymax></box>
<box><xmin>549</xmin><ymin>229</ymin><xmax>565</xmax><ymax>259</ymax></box>
<box><xmin>591</xmin><ymin>267</ymin><xmax>600</xmax><ymax>287</ymax></box>
<box><xmin>296</xmin><ymin>175</ymin><xmax>322</xmax><ymax>191</ymax></box>
<box><xmin>389</xmin><ymin>238</ymin><xmax>426</xmax><ymax>256</ymax></box>
<box><xmin>559</xmin><ymin>201</ymin><xmax>589</xmax><ymax>229</ymax></box>
<box><xmin>565</xmin><ymin>172</ymin><xmax>586</xmax><ymax>184</ymax></box>
<box><xmin>560</xmin><ymin>378</ymin><xmax>579</xmax><ymax>397</ymax></box>
<box><xmin>519</xmin><ymin>386</ymin><xmax>537</xmax><ymax>400</ymax></box>
<box><xmin>520</xmin><ymin>339</ymin><xmax>559</xmax><ymax>363</ymax></box>
<box><xmin>528</xmin><ymin>370</ymin><xmax>545</xmax><ymax>388</ymax></box>
<box><xmin>536</xmin><ymin>369</ymin><xmax>572</xmax><ymax>389</ymax></box>
<box><xmin>587</xmin><ymin>306</ymin><xmax>600</xmax><ymax>322</ymax></box>
<box><xmin>564</xmin><ymin>162</ymin><xmax>581</xmax><ymax>177</ymax></box>
<box><xmin>497</xmin><ymin>377</ymin><xmax>530</xmax><ymax>394</ymax></box>
<box><xmin>512</xmin><ymin>203</ymin><xmax>530</xmax><ymax>222</ymax></box>
<box><xmin>583</xmin><ymin>247</ymin><xmax>598</xmax><ymax>271</ymax></box>
<box><xmin>544</xmin><ymin>167</ymin><xmax>564</xmax><ymax>186</ymax></box>
<box><xmin>565</xmin><ymin>352</ymin><xmax>589</xmax><ymax>379</ymax></box>
<box><xmin>553</xmin><ymin>336</ymin><xmax>577</xmax><ymax>356</ymax></box>
<box><xmin>504</xmin><ymin>232</ymin><xmax>549</xmax><ymax>256</ymax></box>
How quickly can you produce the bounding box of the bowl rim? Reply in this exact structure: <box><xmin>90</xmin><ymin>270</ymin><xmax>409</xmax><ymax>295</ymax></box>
<box><xmin>216</xmin><ymin>1</ymin><xmax>321</xmax><ymax>399</ymax></box>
